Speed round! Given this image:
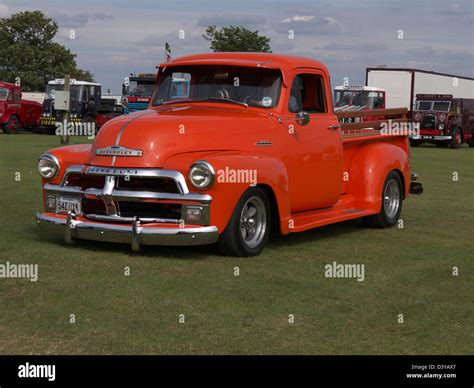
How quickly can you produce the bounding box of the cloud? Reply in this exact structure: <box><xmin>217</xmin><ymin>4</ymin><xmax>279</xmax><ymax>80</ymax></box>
<box><xmin>322</xmin><ymin>42</ymin><xmax>388</xmax><ymax>52</ymax></box>
<box><xmin>197</xmin><ymin>14</ymin><xmax>266</xmax><ymax>29</ymax></box>
<box><xmin>0</xmin><ymin>3</ymin><xmax>9</xmax><ymax>17</ymax></box>
<box><xmin>52</xmin><ymin>12</ymin><xmax>113</xmax><ymax>28</ymax></box>
<box><xmin>445</xmin><ymin>3</ymin><xmax>464</xmax><ymax>15</ymax></box>
<box><xmin>274</xmin><ymin>14</ymin><xmax>344</xmax><ymax>35</ymax></box>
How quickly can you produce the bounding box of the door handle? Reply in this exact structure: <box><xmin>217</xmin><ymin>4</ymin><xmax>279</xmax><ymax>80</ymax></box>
<box><xmin>328</xmin><ymin>124</ymin><xmax>341</xmax><ymax>130</ymax></box>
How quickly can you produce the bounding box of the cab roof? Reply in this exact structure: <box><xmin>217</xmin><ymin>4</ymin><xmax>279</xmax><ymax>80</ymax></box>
<box><xmin>335</xmin><ymin>85</ymin><xmax>385</xmax><ymax>92</ymax></box>
<box><xmin>0</xmin><ymin>82</ymin><xmax>19</xmax><ymax>88</ymax></box>
<box><xmin>158</xmin><ymin>52</ymin><xmax>330</xmax><ymax>84</ymax></box>
<box><xmin>48</xmin><ymin>79</ymin><xmax>101</xmax><ymax>86</ymax></box>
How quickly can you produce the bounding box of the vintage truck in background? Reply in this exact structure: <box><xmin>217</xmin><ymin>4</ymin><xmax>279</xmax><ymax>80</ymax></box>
<box><xmin>39</xmin><ymin>79</ymin><xmax>102</xmax><ymax>134</ymax></box>
<box><xmin>0</xmin><ymin>82</ymin><xmax>43</xmax><ymax>134</ymax></box>
<box><xmin>410</xmin><ymin>94</ymin><xmax>474</xmax><ymax>148</ymax></box>
<box><xmin>36</xmin><ymin>53</ymin><xmax>422</xmax><ymax>256</ymax></box>
<box><xmin>121</xmin><ymin>73</ymin><xmax>156</xmax><ymax>113</ymax></box>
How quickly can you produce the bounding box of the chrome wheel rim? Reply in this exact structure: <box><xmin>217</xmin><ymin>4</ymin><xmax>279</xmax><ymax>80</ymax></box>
<box><xmin>240</xmin><ymin>196</ymin><xmax>267</xmax><ymax>249</ymax></box>
<box><xmin>455</xmin><ymin>131</ymin><xmax>461</xmax><ymax>145</ymax></box>
<box><xmin>383</xmin><ymin>179</ymin><xmax>400</xmax><ymax>219</ymax></box>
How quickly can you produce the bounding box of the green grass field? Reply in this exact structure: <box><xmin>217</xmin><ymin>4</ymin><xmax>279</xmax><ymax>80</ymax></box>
<box><xmin>0</xmin><ymin>134</ymin><xmax>472</xmax><ymax>355</ymax></box>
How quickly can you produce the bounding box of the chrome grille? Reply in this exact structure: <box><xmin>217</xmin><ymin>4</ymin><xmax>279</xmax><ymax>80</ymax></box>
<box><xmin>46</xmin><ymin>165</ymin><xmax>212</xmax><ymax>225</ymax></box>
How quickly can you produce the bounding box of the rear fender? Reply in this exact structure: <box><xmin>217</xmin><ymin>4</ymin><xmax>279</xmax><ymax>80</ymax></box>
<box><xmin>347</xmin><ymin>142</ymin><xmax>410</xmax><ymax>211</ymax></box>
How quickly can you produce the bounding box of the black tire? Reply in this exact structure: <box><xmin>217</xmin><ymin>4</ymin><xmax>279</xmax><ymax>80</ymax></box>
<box><xmin>3</xmin><ymin>115</ymin><xmax>20</xmax><ymax>134</ymax></box>
<box><xmin>409</xmin><ymin>138</ymin><xmax>421</xmax><ymax>147</ymax></box>
<box><xmin>449</xmin><ymin>128</ymin><xmax>462</xmax><ymax>149</ymax></box>
<box><xmin>362</xmin><ymin>171</ymin><xmax>403</xmax><ymax>229</ymax></box>
<box><xmin>217</xmin><ymin>187</ymin><xmax>271</xmax><ymax>257</ymax></box>
<box><xmin>468</xmin><ymin>138</ymin><xmax>474</xmax><ymax>148</ymax></box>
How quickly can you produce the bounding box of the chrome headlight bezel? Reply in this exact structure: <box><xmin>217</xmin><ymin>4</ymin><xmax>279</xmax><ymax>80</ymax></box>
<box><xmin>38</xmin><ymin>153</ymin><xmax>60</xmax><ymax>180</ymax></box>
<box><xmin>188</xmin><ymin>160</ymin><xmax>215</xmax><ymax>190</ymax></box>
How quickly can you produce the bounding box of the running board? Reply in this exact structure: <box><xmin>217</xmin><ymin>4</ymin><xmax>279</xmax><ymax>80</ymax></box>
<box><xmin>289</xmin><ymin>205</ymin><xmax>375</xmax><ymax>233</ymax></box>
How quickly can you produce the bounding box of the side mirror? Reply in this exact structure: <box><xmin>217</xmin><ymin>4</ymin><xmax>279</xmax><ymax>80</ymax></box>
<box><xmin>295</xmin><ymin>111</ymin><xmax>310</xmax><ymax>126</ymax></box>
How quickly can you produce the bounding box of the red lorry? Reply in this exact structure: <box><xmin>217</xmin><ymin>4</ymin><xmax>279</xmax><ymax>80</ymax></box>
<box><xmin>410</xmin><ymin>94</ymin><xmax>474</xmax><ymax>148</ymax></box>
<box><xmin>0</xmin><ymin>82</ymin><xmax>43</xmax><ymax>134</ymax></box>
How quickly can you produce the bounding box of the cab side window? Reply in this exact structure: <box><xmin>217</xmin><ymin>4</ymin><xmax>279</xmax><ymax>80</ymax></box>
<box><xmin>288</xmin><ymin>74</ymin><xmax>326</xmax><ymax>113</ymax></box>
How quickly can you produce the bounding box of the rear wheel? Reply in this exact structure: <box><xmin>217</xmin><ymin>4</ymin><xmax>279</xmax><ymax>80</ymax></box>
<box><xmin>362</xmin><ymin>171</ymin><xmax>403</xmax><ymax>228</ymax></box>
<box><xmin>217</xmin><ymin>188</ymin><xmax>271</xmax><ymax>256</ymax></box>
<box><xmin>468</xmin><ymin>138</ymin><xmax>474</xmax><ymax>148</ymax></box>
<box><xmin>409</xmin><ymin>138</ymin><xmax>421</xmax><ymax>147</ymax></box>
<box><xmin>3</xmin><ymin>115</ymin><xmax>20</xmax><ymax>134</ymax></box>
<box><xmin>449</xmin><ymin>128</ymin><xmax>462</xmax><ymax>149</ymax></box>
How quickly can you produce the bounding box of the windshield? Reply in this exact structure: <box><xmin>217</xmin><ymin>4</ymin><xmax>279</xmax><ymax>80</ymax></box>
<box><xmin>152</xmin><ymin>65</ymin><xmax>282</xmax><ymax>108</ymax></box>
<box><xmin>334</xmin><ymin>90</ymin><xmax>384</xmax><ymax>109</ymax></box>
<box><xmin>433</xmin><ymin>101</ymin><xmax>450</xmax><ymax>112</ymax></box>
<box><xmin>45</xmin><ymin>84</ymin><xmax>82</xmax><ymax>100</ymax></box>
<box><xmin>416</xmin><ymin>100</ymin><xmax>451</xmax><ymax>112</ymax></box>
<box><xmin>0</xmin><ymin>88</ymin><xmax>8</xmax><ymax>101</ymax></box>
<box><xmin>126</xmin><ymin>80</ymin><xmax>155</xmax><ymax>96</ymax></box>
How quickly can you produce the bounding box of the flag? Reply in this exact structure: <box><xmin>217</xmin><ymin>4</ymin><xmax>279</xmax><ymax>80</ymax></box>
<box><xmin>165</xmin><ymin>42</ymin><xmax>171</xmax><ymax>62</ymax></box>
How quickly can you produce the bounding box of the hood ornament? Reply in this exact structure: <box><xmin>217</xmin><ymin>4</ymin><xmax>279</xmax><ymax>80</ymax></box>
<box><xmin>95</xmin><ymin>145</ymin><xmax>143</xmax><ymax>157</ymax></box>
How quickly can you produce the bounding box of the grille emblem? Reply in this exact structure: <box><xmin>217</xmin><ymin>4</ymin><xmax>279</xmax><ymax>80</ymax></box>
<box><xmin>96</xmin><ymin>145</ymin><xmax>143</xmax><ymax>157</ymax></box>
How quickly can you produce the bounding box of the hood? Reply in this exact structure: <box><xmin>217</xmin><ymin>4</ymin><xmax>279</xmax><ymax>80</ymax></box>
<box><xmin>89</xmin><ymin>104</ymin><xmax>274</xmax><ymax>168</ymax></box>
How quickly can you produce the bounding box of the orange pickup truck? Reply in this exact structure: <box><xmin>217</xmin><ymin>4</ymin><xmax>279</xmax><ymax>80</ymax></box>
<box><xmin>36</xmin><ymin>53</ymin><xmax>422</xmax><ymax>256</ymax></box>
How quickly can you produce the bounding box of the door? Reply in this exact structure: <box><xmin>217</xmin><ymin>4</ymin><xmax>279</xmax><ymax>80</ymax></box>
<box><xmin>282</xmin><ymin>71</ymin><xmax>343</xmax><ymax>212</ymax></box>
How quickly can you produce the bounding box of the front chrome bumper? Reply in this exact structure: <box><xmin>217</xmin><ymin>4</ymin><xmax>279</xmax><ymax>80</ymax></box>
<box><xmin>411</xmin><ymin>134</ymin><xmax>452</xmax><ymax>141</ymax></box>
<box><xmin>36</xmin><ymin>212</ymin><xmax>219</xmax><ymax>251</ymax></box>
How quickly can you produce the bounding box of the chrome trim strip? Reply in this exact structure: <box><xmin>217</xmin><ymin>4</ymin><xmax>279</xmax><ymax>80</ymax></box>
<box><xmin>36</xmin><ymin>212</ymin><xmax>219</xmax><ymax>248</ymax></box>
<box><xmin>85</xmin><ymin>214</ymin><xmax>181</xmax><ymax>224</ymax></box>
<box><xmin>45</xmin><ymin>184</ymin><xmax>212</xmax><ymax>203</ymax></box>
<box><xmin>61</xmin><ymin>165</ymin><xmax>189</xmax><ymax>194</ymax></box>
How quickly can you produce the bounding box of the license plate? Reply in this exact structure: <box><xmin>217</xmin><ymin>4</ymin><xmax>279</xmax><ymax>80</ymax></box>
<box><xmin>56</xmin><ymin>196</ymin><xmax>81</xmax><ymax>214</ymax></box>
<box><xmin>422</xmin><ymin>135</ymin><xmax>434</xmax><ymax>139</ymax></box>
<box><xmin>137</xmin><ymin>98</ymin><xmax>149</xmax><ymax>102</ymax></box>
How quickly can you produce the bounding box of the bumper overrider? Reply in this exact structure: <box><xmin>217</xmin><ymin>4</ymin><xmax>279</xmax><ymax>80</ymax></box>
<box><xmin>36</xmin><ymin>165</ymin><xmax>219</xmax><ymax>250</ymax></box>
<box><xmin>409</xmin><ymin>172</ymin><xmax>423</xmax><ymax>195</ymax></box>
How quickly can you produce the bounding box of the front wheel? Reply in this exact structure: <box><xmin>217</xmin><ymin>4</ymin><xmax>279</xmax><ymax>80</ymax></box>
<box><xmin>409</xmin><ymin>138</ymin><xmax>421</xmax><ymax>147</ymax></box>
<box><xmin>362</xmin><ymin>171</ymin><xmax>403</xmax><ymax>228</ymax></box>
<box><xmin>3</xmin><ymin>115</ymin><xmax>20</xmax><ymax>134</ymax></box>
<box><xmin>450</xmin><ymin>128</ymin><xmax>462</xmax><ymax>149</ymax></box>
<box><xmin>217</xmin><ymin>188</ymin><xmax>271</xmax><ymax>256</ymax></box>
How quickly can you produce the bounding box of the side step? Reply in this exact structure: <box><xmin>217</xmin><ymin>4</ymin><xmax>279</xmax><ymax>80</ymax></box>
<box><xmin>290</xmin><ymin>205</ymin><xmax>374</xmax><ymax>233</ymax></box>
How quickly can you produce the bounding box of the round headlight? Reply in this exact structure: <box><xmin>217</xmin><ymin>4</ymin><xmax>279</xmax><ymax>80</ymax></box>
<box><xmin>188</xmin><ymin>161</ymin><xmax>215</xmax><ymax>190</ymax></box>
<box><xmin>439</xmin><ymin>124</ymin><xmax>445</xmax><ymax>130</ymax></box>
<box><xmin>38</xmin><ymin>154</ymin><xmax>60</xmax><ymax>179</ymax></box>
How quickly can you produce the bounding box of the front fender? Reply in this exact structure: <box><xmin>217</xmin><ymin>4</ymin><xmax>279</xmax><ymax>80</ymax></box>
<box><xmin>163</xmin><ymin>151</ymin><xmax>291</xmax><ymax>234</ymax></box>
<box><xmin>348</xmin><ymin>141</ymin><xmax>410</xmax><ymax>211</ymax></box>
<box><xmin>41</xmin><ymin>144</ymin><xmax>93</xmax><ymax>186</ymax></box>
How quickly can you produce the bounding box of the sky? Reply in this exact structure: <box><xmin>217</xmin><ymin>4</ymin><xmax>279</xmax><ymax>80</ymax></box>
<box><xmin>1</xmin><ymin>0</ymin><xmax>473</xmax><ymax>94</ymax></box>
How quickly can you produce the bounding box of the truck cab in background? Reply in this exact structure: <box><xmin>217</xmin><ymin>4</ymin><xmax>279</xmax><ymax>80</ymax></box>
<box><xmin>334</xmin><ymin>86</ymin><xmax>385</xmax><ymax>112</ymax></box>
<box><xmin>121</xmin><ymin>73</ymin><xmax>156</xmax><ymax>112</ymax></box>
<box><xmin>411</xmin><ymin>94</ymin><xmax>474</xmax><ymax>149</ymax></box>
<box><xmin>0</xmin><ymin>82</ymin><xmax>43</xmax><ymax>134</ymax></box>
<box><xmin>39</xmin><ymin>79</ymin><xmax>102</xmax><ymax>133</ymax></box>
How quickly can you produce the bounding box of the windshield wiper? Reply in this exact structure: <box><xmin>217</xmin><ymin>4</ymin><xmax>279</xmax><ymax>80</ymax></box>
<box><xmin>161</xmin><ymin>98</ymin><xmax>194</xmax><ymax>105</ymax></box>
<box><xmin>160</xmin><ymin>97</ymin><xmax>248</xmax><ymax>108</ymax></box>
<box><xmin>202</xmin><ymin>97</ymin><xmax>248</xmax><ymax>107</ymax></box>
